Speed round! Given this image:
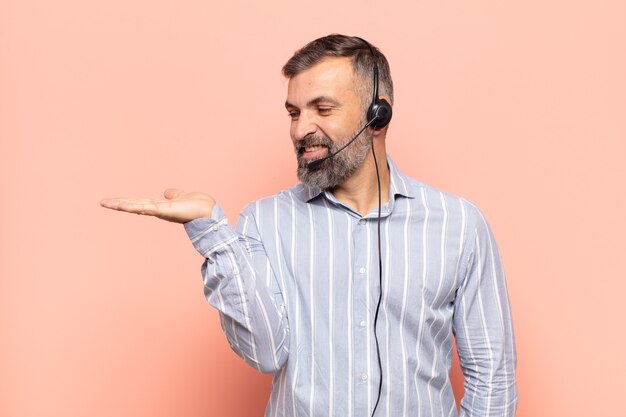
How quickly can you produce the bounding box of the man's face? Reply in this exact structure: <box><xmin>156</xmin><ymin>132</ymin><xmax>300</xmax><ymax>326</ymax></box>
<box><xmin>285</xmin><ymin>57</ymin><xmax>371</xmax><ymax>189</ymax></box>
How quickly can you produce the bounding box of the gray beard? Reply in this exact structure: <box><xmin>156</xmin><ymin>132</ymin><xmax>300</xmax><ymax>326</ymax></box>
<box><xmin>295</xmin><ymin>131</ymin><xmax>372</xmax><ymax>190</ymax></box>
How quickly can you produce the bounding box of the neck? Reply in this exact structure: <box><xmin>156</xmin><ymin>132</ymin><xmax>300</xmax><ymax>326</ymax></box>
<box><xmin>331</xmin><ymin>145</ymin><xmax>390</xmax><ymax>216</ymax></box>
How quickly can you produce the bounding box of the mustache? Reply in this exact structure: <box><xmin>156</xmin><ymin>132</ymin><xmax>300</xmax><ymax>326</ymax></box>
<box><xmin>294</xmin><ymin>135</ymin><xmax>334</xmax><ymax>154</ymax></box>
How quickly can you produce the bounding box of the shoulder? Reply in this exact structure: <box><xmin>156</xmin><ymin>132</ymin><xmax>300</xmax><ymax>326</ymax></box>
<box><xmin>401</xmin><ymin>175</ymin><xmax>497</xmax><ymax>260</ymax></box>
<box><xmin>394</xmin><ymin>167</ymin><xmax>483</xmax><ymax>225</ymax></box>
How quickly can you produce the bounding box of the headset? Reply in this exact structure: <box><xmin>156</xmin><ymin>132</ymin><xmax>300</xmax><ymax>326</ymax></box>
<box><xmin>306</xmin><ymin>37</ymin><xmax>392</xmax><ymax>171</ymax></box>
<box><xmin>356</xmin><ymin>37</ymin><xmax>393</xmax><ymax>130</ymax></box>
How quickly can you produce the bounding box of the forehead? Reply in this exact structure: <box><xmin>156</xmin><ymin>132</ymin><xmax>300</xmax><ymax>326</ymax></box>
<box><xmin>286</xmin><ymin>57</ymin><xmax>359</xmax><ymax>105</ymax></box>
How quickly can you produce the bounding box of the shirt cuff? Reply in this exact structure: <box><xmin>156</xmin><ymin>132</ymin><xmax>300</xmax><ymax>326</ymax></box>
<box><xmin>183</xmin><ymin>203</ymin><xmax>238</xmax><ymax>258</ymax></box>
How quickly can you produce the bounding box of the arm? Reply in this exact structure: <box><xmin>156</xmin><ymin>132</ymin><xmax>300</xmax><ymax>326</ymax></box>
<box><xmin>185</xmin><ymin>205</ymin><xmax>289</xmax><ymax>373</ymax></box>
<box><xmin>100</xmin><ymin>189</ymin><xmax>289</xmax><ymax>373</ymax></box>
<box><xmin>453</xmin><ymin>207</ymin><xmax>518</xmax><ymax>417</ymax></box>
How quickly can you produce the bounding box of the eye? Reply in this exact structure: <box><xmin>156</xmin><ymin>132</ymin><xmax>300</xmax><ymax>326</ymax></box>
<box><xmin>287</xmin><ymin>110</ymin><xmax>299</xmax><ymax>120</ymax></box>
<box><xmin>318</xmin><ymin>107</ymin><xmax>332</xmax><ymax>115</ymax></box>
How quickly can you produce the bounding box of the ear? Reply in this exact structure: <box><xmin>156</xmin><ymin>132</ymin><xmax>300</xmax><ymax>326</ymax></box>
<box><xmin>379</xmin><ymin>95</ymin><xmax>392</xmax><ymax>104</ymax></box>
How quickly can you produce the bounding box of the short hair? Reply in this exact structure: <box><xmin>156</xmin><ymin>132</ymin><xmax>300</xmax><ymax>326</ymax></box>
<box><xmin>282</xmin><ymin>34</ymin><xmax>394</xmax><ymax>108</ymax></box>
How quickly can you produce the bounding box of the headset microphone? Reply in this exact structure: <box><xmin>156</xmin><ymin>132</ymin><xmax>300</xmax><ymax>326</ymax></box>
<box><xmin>306</xmin><ymin>117</ymin><xmax>377</xmax><ymax>172</ymax></box>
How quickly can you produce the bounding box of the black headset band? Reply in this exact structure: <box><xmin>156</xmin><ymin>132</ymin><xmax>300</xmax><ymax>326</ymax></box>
<box><xmin>353</xmin><ymin>36</ymin><xmax>392</xmax><ymax>129</ymax></box>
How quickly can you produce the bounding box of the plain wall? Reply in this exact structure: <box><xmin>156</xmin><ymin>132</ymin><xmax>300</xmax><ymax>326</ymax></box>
<box><xmin>1</xmin><ymin>1</ymin><xmax>624</xmax><ymax>416</ymax></box>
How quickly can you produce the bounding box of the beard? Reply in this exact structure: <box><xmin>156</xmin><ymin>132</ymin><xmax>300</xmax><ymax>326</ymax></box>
<box><xmin>294</xmin><ymin>129</ymin><xmax>372</xmax><ymax>190</ymax></box>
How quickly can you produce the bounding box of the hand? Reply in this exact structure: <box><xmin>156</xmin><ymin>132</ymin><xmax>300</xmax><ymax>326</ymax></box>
<box><xmin>100</xmin><ymin>189</ymin><xmax>216</xmax><ymax>223</ymax></box>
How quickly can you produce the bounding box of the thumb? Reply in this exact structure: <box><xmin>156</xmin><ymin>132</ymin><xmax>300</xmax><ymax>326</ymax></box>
<box><xmin>163</xmin><ymin>188</ymin><xmax>185</xmax><ymax>199</ymax></box>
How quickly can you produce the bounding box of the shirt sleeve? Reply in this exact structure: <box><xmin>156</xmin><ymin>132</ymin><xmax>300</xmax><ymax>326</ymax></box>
<box><xmin>184</xmin><ymin>204</ymin><xmax>289</xmax><ymax>374</ymax></box>
<box><xmin>453</xmin><ymin>206</ymin><xmax>518</xmax><ymax>417</ymax></box>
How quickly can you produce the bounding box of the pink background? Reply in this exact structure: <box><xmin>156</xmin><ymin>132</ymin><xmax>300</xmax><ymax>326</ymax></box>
<box><xmin>1</xmin><ymin>1</ymin><xmax>625</xmax><ymax>416</ymax></box>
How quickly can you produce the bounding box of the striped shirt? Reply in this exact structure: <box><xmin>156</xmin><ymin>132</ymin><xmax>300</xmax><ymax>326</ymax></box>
<box><xmin>184</xmin><ymin>157</ymin><xmax>517</xmax><ymax>417</ymax></box>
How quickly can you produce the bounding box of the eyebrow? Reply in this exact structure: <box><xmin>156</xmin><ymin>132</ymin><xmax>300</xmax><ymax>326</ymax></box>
<box><xmin>285</xmin><ymin>96</ymin><xmax>341</xmax><ymax>110</ymax></box>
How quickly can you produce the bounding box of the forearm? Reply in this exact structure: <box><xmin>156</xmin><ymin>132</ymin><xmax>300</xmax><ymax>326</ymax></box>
<box><xmin>455</xmin><ymin>270</ymin><xmax>517</xmax><ymax>417</ymax></box>
<box><xmin>186</xmin><ymin>213</ymin><xmax>289</xmax><ymax>374</ymax></box>
<box><xmin>457</xmin><ymin>336</ymin><xmax>518</xmax><ymax>417</ymax></box>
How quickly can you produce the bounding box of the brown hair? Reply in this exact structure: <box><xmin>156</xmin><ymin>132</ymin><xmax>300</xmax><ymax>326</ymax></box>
<box><xmin>282</xmin><ymin>34</ymin><xmax>394</xmax><ymax>107</ymax></box>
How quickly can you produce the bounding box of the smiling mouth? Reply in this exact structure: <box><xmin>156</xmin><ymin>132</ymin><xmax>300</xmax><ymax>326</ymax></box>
<box><xmin>295</xmin><ymin>135</ymin><xmax>334</xmax><ymax>161</ymax></box>
<box><xmin>300</xmin><ymin>144</ymin><xmax>329</xmax><ymax>160</ymax></box>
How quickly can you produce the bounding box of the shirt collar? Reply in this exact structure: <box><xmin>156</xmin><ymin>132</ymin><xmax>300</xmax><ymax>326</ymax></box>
<box><xmin>296</xmin><ymin>156</ymin><xmax>418</xmax><ymax>204</ymax></box>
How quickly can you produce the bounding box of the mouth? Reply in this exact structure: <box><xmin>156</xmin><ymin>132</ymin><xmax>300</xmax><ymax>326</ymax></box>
<box><xmin>300</xmin><ymin>144</ymin><xmax>329</xmax><ymax>160</ymax></box>
<box><xmin>296</xmin><ymin>136</ymin><xmax>333</xmax><ymax>162</ymax></box>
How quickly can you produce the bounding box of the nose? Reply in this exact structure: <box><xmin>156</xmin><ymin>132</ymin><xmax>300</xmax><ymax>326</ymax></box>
<box><xmin>291</xmin><ymin>110</ymin><xmax>318</xmax><ymax>141</ymax></box>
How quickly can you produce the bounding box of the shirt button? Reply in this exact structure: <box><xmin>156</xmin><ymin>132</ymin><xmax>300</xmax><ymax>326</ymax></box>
<box><xmin>211</xmin><ymin>224</ymin><xmax>220</xmax><ymax>232</ymax></box>
<box><xmin>359</xmin><ymin>320</ymin><xmax>366</xmax><ymax>328</ymax></box>
<box><xmin>359</xmin><ymin>267</ymin><xmax>366</xmax><ymax>274</ymax></box>
<box><xmin>359</xmin><ymin>219</ymin><xmax>366</xmax><ymax>225</ymax></box>
<box><xmin>360</xmin><ymin>373</ymin><xmax>368</xmax><ymax>381</ymax></box>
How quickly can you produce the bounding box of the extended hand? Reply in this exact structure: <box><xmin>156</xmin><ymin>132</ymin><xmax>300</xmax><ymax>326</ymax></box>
<box><xmin>100</xmin><ymin>189</ymin><xmax>216</xmax><ymax>223</ymax></box>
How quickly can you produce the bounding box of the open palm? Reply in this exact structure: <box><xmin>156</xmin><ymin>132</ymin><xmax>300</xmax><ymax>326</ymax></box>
<box><xmin>100</xmin><ymin>188</ymin><xmax>215</xmax><ymax>223</ymax></box>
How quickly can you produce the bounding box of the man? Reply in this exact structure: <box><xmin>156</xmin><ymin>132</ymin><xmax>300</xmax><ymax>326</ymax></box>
<box><xmin>101</xmin><ymin>34</ymin><xmax>517</xmax><ymax>417</ymax></box>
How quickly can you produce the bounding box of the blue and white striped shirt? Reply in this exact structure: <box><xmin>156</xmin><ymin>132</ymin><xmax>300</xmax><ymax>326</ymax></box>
<box><xmin>185</xmin><ymin>157</ymin><xmax>517</xmax><ymax>417</ymax></box>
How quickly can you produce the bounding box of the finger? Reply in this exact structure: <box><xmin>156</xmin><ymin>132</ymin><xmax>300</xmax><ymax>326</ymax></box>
<box><xmin>100</xmin><ymin>198</ymin><xmax>157</xmax><ymax>215</ymax></box>
<box><xmin>116</xmin><ymin>199</ymin><xmax>162</xmax><ymax>216</ymax></box>
<box><xmin>164</xmin><ymin>188</ymin><xmax>185</xmax><ymax>200</ymax></box>
<box><xmin>100</xmin><ymin>198</ymin><xmax>124</xmax><ymax>209</ymax></box>
<box><xmin>101</xmin><ymin>197</ymin><xmax>150</xmax><ymax>207</ymax></box>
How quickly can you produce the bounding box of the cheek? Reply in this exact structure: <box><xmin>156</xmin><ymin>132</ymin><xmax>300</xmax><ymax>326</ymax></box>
<box><xmin>327</xmin><ymin>120</ymin><xmax>354</xmax><ymax>140</ymax></box>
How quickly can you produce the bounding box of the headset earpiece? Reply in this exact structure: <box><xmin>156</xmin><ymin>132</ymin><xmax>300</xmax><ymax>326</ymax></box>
<box><xmin>368</xmin><ymin>98</ymin><xmax>393</xmax><ymax>129</ymax></box>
